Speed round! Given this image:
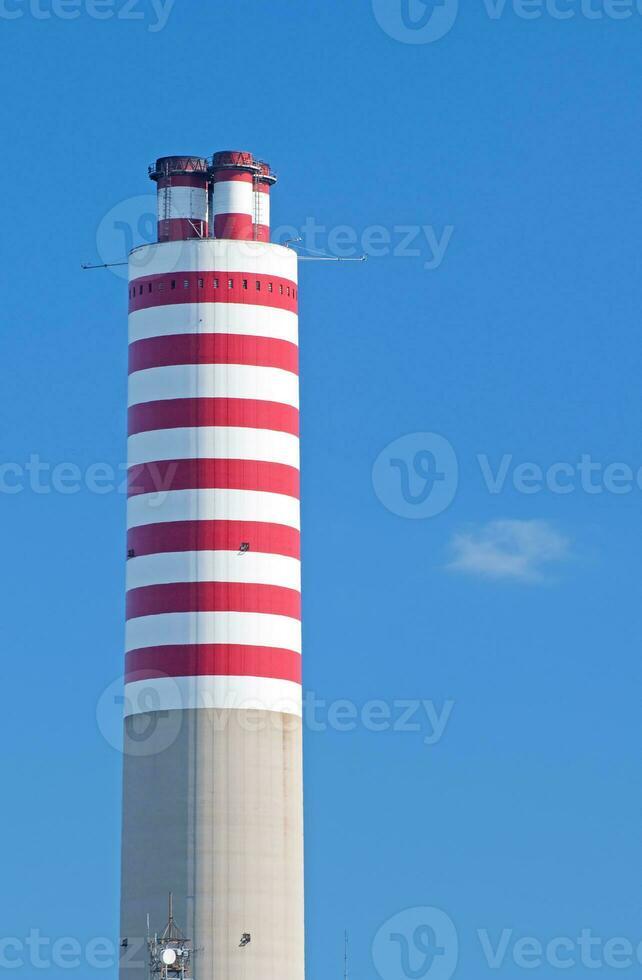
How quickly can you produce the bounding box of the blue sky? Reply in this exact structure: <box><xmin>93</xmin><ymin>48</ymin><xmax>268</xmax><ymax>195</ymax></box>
<box><xmin>2</xmin><ymin>0</ymin><xmax>642</xmax><ymax>977</ymax></box>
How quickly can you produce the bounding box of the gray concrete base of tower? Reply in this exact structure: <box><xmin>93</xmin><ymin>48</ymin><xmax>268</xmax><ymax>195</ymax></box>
<box><xmin>119</xmin><ymin>707</ymin><xmax>304</xmax><ymax>980</ymax></box>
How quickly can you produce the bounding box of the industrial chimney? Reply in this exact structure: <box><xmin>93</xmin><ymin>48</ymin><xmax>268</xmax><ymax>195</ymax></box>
<box><xmin>120</xmin><ymin>150</ymin><xmax>304</xmax><ymax>980</ymax></box>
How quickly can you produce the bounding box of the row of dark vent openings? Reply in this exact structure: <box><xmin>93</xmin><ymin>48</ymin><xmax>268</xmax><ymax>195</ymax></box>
<box><xmin>130</xmin><ymin>279</ymin><xmax>296</xmax><ymax>299</ymax></box>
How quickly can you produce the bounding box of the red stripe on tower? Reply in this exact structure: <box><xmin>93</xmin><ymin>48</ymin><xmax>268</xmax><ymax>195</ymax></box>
<box><xmin>127</xmin><ymin>459</ymin><xmax>300</xmax><ymax>498</ymax></box>
<box><xmin>125</xmin><ymin>644</ymin><xmax>302</xmax><ymax>684</ymax></box>
<box><xmin>126</xmin><ymin>581</ymin><xmax>301</xmax><ymax>621</ymax></box>
<box><xmin>127</xmin><ymin>520</ymin><xmax>301</xmax><ymax>560</ymax></box>
<box><xmin>128</xmin><ymin>398</ymin><xmax>299</xmax><ymax>437</ymax></box>
<box><xmin>149</xmin><ymin>156</ymin><xmax>209</xmax><ymax>243</ymax></box>
<box><xmin>128</xmin><ymin>333</ymin><xmax>298</xmax><ymax>375</ymax></box>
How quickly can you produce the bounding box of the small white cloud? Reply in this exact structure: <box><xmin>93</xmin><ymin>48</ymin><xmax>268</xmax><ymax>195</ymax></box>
<box><xmin>447</xmin><ymin>519</ymin><xmax>569</xmax><ymax>582</ymax></box>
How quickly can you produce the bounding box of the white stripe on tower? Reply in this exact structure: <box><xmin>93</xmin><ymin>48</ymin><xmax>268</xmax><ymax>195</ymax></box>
<box><xmin>125</xmin><ymin>611</ymin><xmax>302</xmax><ymax>657</ymax></box>
<box><xmin>123</xmin><ymin>676</ymin><xmax>302</xmax><ymax>717</ymax></box>
<box><xmin>157</xmin><ymin>184</ymin><xmax>208</xmax><ymax>222</ymax></box>
<box><xmin>128</xmin><ymin>427</ymin><xmax>300</xmax><ymax>468</ymax></box>
<box><xmin>127</xmin><ymin>236</ymin><xmax>293</xmax><ymax>278</ymax></box>
<box><xmin>126</xmin><ymin>551</ymin><xmax>301</xmax><ymax>591</ymax></box>
<box><xmin>128</xmin><ymin>304</ymin><xmax>298</xmax><ymax>344</ymax></box>
<box><xmin>127</xmin><ymin>488</ymin><xmax>301</xmax><ymax>531</ymax></box>
<box><xmin>128</xmin><ymin>364</ymin><xmax>300</xmax><ymax>410</ymax></box>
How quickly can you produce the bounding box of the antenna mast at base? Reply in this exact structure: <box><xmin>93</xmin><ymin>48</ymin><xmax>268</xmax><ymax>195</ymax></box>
<box><xmin>147</xmin><ymin>893</ymin><xmax>193</xmax><ymax>979</ymax></box>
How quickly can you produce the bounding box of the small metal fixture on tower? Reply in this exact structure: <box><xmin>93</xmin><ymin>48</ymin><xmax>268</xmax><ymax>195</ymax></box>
<box><xmin>147</xmin><ymin>893</ymin><xmax>193</xmax><ymax>980</ymax></box>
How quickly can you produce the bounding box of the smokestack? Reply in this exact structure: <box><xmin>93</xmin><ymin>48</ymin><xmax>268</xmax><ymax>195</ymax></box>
<box><xmin>253</xmin><ymin>161</ymin><xmax>276</xmax><ymax>242</ymax></box>
<box><xmin>210</xmin><ymin>149</ymin><xmax>256</xmax><ymax>240</ymax></box>
<box><xmin>149</xmin><ymin>156</ymin><xmax>209</xmax><ymax>242</ymax></box>
<box><xmin>120</xmin><ymin>149</ymin><xmax>303</xmax><ymax>980</ymax></box>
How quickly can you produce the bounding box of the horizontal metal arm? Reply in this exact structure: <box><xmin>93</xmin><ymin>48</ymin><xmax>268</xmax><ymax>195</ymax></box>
<box><xmin>296</xmin><ymin>255</ymin><xmax>367</xmax><ymax>262</ymax></box>
<box><xmin>81</xmin><ymin>261</ymin><xmax>128</xmax><ymax>270</ymax></box>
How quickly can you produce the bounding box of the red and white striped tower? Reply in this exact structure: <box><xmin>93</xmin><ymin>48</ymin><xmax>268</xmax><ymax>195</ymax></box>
<box><xmin>253</xmin><ymin>161</ymin><xmax>276</xmax><ymax>242</ymax></box>
<box><xmin>149</xmin><ymin>156</ymin><xmax>210</xmax><ymax>243</ymax></box>
<box><xmin>210</xmin><ymin>150</ymin><xmax>257</xmax><ymax>241</ymax></box>
<box><xmin>120</xmin><ymin>151</ymin><xmax>303</xmax><ymax>980</ymax></box>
